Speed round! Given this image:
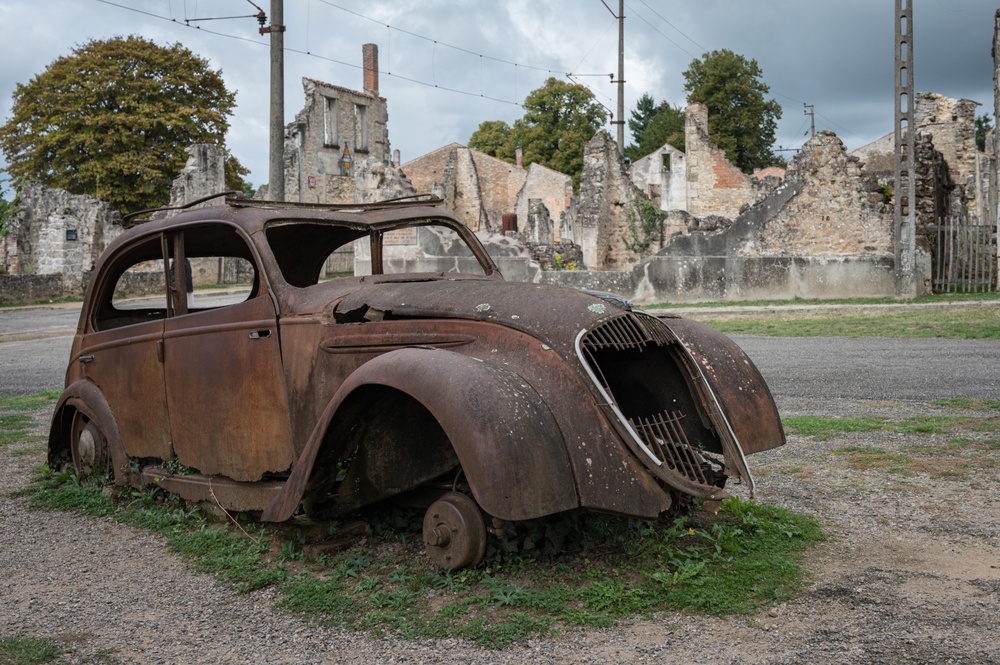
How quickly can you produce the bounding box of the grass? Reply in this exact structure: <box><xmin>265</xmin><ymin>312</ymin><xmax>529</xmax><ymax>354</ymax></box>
<box><xmin>14</xmin><ymin>464</ymin><xmax>823</xmax><ymax>649</ymax></box>
<box><xmin>642</xmin><ymin>292</ymin><xmax>1000</xmax><ymax>339</ymax></box>
<box><xmin>930</xmin><ymin>398</ymin><xmax>1000</xmax><ymax>411</ymax></box>
<box><xmin>782</xmin><ymin>413</ymin><xmax>1000</xmax><ymax>481</ymax></box>
<box><xmin>699</xmin><ymin>308</ymin><xmax>1000</xmax><ymax>339</ymax></box>
<box><xmin>782</xmin><ymin>415</ymin><xmax>999</xmax><ymax>441</ymax></box>
<box><xmin>0</xmin><ymin>391</ymin><xmax>59</xmax><ymax>448</ymax></box>
<box><xmin>647</xmin><ymin>292</ymin><xmax>1000</xmax><ymax>310</ymax></box>
<box><xmin>0</xmin><ymin>391</ymin><xmax>61</xmax><ymax>412</ymax></box>
<box><xmin>0</xmin><ymin>636</ymin><xmax>62</xmax><ymax>664</ymax></box>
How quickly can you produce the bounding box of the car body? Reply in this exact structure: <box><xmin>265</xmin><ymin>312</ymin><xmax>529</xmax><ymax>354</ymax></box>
<box><xmin>49</xmin><ymin>194</ymin><xmax>785</xmax><ymax>568</ymax></box>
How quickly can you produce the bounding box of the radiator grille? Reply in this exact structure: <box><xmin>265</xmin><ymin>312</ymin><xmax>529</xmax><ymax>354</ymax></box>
<box><xmin>579</xmin><ymin>313</ymin><xmax>718</xmax><ymax>493</ymax></box>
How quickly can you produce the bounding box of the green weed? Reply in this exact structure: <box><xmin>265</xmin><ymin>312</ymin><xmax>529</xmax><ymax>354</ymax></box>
<box><xmin>0</xmin><ymin>635</ymin><xmax>62</xmax><ymax>664</ymax></box>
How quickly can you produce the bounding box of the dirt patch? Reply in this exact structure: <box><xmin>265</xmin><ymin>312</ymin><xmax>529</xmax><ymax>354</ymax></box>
<box><xmin>1</xmin><ymin>396</ymin><xmax>998</xmax><ymax>664</ymax></box>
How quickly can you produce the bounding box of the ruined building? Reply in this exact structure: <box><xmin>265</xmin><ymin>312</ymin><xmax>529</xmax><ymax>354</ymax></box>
<box><xmin>281</xmin><ymin>44</ymin><xmax>413</xmax><ymax>205</ymax></box>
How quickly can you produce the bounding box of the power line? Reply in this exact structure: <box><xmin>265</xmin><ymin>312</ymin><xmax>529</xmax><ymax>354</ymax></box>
<box><xmin>91</xmin><ymin>0</ymin><xmax>538</xmax><ymax>108</ymax></box>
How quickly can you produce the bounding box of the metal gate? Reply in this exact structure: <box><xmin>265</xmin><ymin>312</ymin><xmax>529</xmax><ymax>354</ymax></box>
<box><xmin>929</xmin><ymin>218</ymin><xmax>997</xmax><ymax>293</ymax></box>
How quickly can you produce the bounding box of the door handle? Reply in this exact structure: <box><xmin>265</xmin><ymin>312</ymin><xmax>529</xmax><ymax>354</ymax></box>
<box><xmin>78</xmin><ymin>354</ymin><xmax>95</xmax><ymax>364</ymax></box>
<box><xmin>249</xmin><ymin>330</ymin><xmax>271</xmax><ymax>339</ymax></box>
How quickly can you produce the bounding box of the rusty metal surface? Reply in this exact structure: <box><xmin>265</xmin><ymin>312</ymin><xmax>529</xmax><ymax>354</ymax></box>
<box><xmin>140</xmin><ymin>468</ymin><xmax>284</xmax><ymax>512</ymax></box>
<box><xmin>50</xmin><ymin>197</ymin><xmax>785</xmax><ymax>548</ymax></box>
<box><xmin>659</xmin><ymin>316</ymin><xmax>786</xmax><ymax>457</ymax></box>
<box><xmin>164</xmin><ymin>296</ymin><xmax>295</xmax><ymax>482</ymax></box>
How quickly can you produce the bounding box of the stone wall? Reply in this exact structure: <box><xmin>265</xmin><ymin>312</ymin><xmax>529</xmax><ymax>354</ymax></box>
<box><xmin>683</xmin><ymin>104</ymin><xmax>756</xmax><ymax>219</ymax></box>
<box><xmin>163</xmin><ymin>144</ymin><xmax>226</xmax><ymax>209</ymax></box>
<box><xmin>1</xmin><ymin>183</ymin><xmax>121</xmax><ymax>295</ymax></box>
<box><xmin>515</xmin><ymin>164</ymin><xmax>574</xmax><ymax>242</ymax></box>
<box><xmin>744</xmin><ymin>131</ymin><xmax>893</xmax><ymax>257</ymax></box>
<box><xmin>628</xmin><ymin>143</ymin><xmax>687</xmax><ymax>212</ymax></box>
<box><xmin>915</xmin><ymin>92</ymin><xmax>979</xmax><ymax>220</ymax></box>
<box><xmin>400</xmin><ymin>145</ymin><xmax>571</xmax><ymax>238</ymax></box>
<box><xmin>283</xmin><ymin>76</ymin><xmax>390</xmax><ymax>204</ymax></box>
<box><xmin>576</xmin><ymin>132</ymin><xmax>650</xmax><ymax>271</ymax></box>
<box><xmin>0</xmin><ymin>274</ymin><xmax>69</xmax><ymax>305</ymax></box>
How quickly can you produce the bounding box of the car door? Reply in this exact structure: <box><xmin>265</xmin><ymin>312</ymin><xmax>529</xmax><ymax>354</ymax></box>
<box><xmin>162</xmin><ymin>226</ymin><xmax>295</xmax><ymax>482</ymax></box>
<box><xmin>79</xmin><ymin>234</ymin><xmax>173</xmax><ymax>461</ymax></box>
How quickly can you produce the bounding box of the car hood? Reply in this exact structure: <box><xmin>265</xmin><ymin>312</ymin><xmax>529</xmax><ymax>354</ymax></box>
<box><xmin>331</xmin><ymin>279</ymin><xmax>626</xmax><ymax>356</ymax></box>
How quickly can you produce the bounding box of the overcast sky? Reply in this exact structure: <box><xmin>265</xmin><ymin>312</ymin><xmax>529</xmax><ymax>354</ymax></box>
<box><xmin>1</xmin><ymin>0</ymin><xmax>997</xmax><ymax>192</ymax></box>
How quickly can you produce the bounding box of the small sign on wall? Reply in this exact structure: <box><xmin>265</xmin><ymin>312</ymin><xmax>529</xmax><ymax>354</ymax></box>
<box><xmin>308</xmin><ymin>175</ymin><xmax>317</xmax><ymax>189</ymax></box>
<box><xmin>65</xmin><ymin>229</ymin><xmax>78</xmax><ymax>241</ymax></box>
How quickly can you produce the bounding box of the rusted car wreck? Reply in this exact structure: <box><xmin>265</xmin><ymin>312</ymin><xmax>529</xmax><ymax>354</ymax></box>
<box><xmin>49</xmin><ymin>194</ymin><xmax>784</xmax><ymax>569</ymax></box>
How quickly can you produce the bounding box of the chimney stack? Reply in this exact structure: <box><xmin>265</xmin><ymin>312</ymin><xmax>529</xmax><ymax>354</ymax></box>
<box><xmin>363</xmin><ymin>43</ymin><xmax>379</xmax><ymax>95</ymax></box>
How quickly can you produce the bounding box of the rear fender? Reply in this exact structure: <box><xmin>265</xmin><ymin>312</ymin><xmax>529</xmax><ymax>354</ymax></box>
<box><xmin>48</xmin><ymin>380</ymin><xmax>131</xmax><ymax>486</ymax></box>
<box><xmin>263</xmin><ymin>347</ymin><xmax>579</xmax><ymax>522</ymax></box>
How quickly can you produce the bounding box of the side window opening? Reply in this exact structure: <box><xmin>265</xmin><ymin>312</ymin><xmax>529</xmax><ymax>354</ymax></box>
<box><xmin>96</xmin><ymin>236</ymin><xmax>168</xmax><ymax>331</ymax></box>
<box><xmin>168</xmin><ymin>226</ymin><xmax>260</xmax><ymax>313</ymax></box>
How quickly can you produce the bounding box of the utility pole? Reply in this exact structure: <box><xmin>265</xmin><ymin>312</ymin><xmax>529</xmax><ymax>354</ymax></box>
<box><xmin>262</xmin><ymin>0</ymin><xmax>286</xmax><ymax>202</ymax></box>
<box><xmin>803</xmin><ymin>104</ymin><xmax>815</xmax><ymax>137</ymax></box>
<box><xmin>615</xmin><ymin>0</ymin><xmax>625</xmax><ymax>154</ymax></box>
<box><xmin>894</xmin><ymin>0</ymin><xmax>917</xmax><ymax>297</ymax></box>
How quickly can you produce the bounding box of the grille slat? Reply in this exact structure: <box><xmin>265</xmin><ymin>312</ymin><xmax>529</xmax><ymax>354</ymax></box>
<box><xmin>580</xmin><ymin>312</ymin><xmax>715</xmax><ymax>492</ymax></box>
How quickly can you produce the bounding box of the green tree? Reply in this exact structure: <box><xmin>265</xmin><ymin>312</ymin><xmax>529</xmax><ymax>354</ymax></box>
<box><xmin>975</xmin><ymin>113</ymin><xmax>993</xmax><ymax>152</ymax></box>
<box><xmin>469</xmin><ymin>77</ymin><xmax>607</xmax><ymax>188</ymax></box>
<box><xmin>468</xmin><ymin>120</ymin><xmax>516</xmax><ymax>161</ymax></box>
<box><xmin>683</xmin><ymin>49</ymin><xmax>782</xmax><ymax>173</ymax></box>
<box><xmin>0</xmin><ymin>36</ymin><xmax>247</xmax><ymax>212</ymax></box>
<box><xmin>625</xmin><ymin>95</ymin><xmax>685</xmax><ymax>162</ymax></box>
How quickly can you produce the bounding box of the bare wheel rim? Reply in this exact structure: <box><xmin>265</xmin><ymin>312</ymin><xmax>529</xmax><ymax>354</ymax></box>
<box><xmin>70</xmin><ymin>411</ymin><xmax>111</xmax><ymax>482</ymax></box>
<box><xmin>422</xmin><ymin>491</ymin><xmax>487</xmax><ymax>570</ymax></box>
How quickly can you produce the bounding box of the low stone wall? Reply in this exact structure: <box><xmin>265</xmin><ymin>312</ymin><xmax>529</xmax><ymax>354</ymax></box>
<box><xmin>0</xmin><ymin>274</ymin><xmax>73</xmax><ymax>305</ymax></box>
<box><xmin>531</xmin><ymin>255</ymin><xmax>896</xmax><ymax>305</ymax></box>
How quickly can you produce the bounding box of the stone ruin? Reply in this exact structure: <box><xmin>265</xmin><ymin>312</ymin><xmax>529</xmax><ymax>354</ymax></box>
<box><xmin>5</xmin><ymin>35</ymin><xmax>998</xmax><ymax>304</ymax></box>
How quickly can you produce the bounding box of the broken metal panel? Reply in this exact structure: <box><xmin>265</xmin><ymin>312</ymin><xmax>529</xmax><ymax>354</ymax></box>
<box><xmin>660</xmin><ymin>316</ymin><xmax>785</xmax><ymax>457</ymax></box>
<box><xmin>78</xmin><ymin>320</ymin><xmax>172</xmax><ymax>460</ymax></box>
<box><xmin>140</xmin><ymin>468</ymin><xmax>284</xmax><ymax>512</ymax></box>
<box><xmin>164</xmin><ymin>295</ymin><xmax>296</xmax><ymax>482</ymax></box>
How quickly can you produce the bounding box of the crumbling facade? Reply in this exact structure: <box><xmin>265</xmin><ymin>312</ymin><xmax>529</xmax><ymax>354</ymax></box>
<box><xmin>281</xmin><ymin>44</ymin><xmax>407</xmax><ymax>205</ymax></box>
<box><xmin>400</xmin><ymin>144</ymin><xmax>573</xmax><ymax>243</ymax></box>
<box><xmin>0</xmin><ymin>183</ymin><xmax>120</xmax><ymax>297</ymax></box>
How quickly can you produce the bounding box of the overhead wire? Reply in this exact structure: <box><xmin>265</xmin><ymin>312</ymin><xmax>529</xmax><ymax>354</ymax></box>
<box><xmin>94</xmin><ymin>0</ymin><xmax>542</xmax><ymax>108</ymax></box>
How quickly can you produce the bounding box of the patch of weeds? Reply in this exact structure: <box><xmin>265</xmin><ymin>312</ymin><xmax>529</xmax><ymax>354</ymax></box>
<box><xmin>931</xmin><ymin>398</ymin><xmax>1000</xmax><ymax>411</ymax></box>
<box><xmin>783</xmin><ymin>415</ymin><xmax>997</xmax><ymax>441</ymax></box>
<box><xmin>0</xmin><ymin>635</ymin><xmax>62</xmax><ymax>664</ymax></box>
<box><xmin>15</xmin><ymin>466</ymin><xmax>115</xmax><ymax>517</ymax></box>
<box><xmin>22</xmin><ymin>466</ymin><xmax>823</xmax><ymax>650</ymax></box>
<box><xmin>0</xmin><ymin>390</ymin><xmax>61</xmax><ymax>412</ymax></box>
<box><xmin>0</xmin><ymin>414</ymin><xmax>37</xmax><ymax>447</ymax></box>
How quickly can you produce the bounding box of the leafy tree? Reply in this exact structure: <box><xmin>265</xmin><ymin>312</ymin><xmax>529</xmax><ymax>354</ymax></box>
<box><xmin>468</xmin><ymin>120</ymin><xmax>516</xmax><ymax>162</ymax></box>
<box><xmin>625</xmin><ymin>96</ymin><xmax>685</xmax><ymax>162</ymax></box>
<box><xmin>469</xmin><ymin>77</ymin><xmax>607</xmax><ymax>188</ymax></box>
<box><xmin>0</xmin><ymin>36</ymin><xmax>247</xmax><ymax>212</ymax></box>
<box><xmin>975</xmin><ymin>113</ymin><xmax>993</xmax><ymax>152</ymax></box>
<box><xmin>683</xmin><ymin>49</ymin><xmax>783</xmax><ymax>173</ymax></box>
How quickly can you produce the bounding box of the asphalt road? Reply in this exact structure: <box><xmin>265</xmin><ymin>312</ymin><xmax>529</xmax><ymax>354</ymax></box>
<box><xmin>1</xmin><ymin>304</ymin><xmax>999</xmax><ymax>400</ymax></box>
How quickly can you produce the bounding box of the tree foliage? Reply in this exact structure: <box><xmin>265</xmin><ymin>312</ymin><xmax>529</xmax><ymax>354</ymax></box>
<box><xmin>469</xmin><ymin>77</ymin><xmax>607</xmax><ymax>188</ymax></box>
<box><xmin>0</xmin><ymin>36</ymin><xmax>247</xmax><ymax>212</ymax></box>
<box><xmin>683</xmin><ymin>49</ymin><xmax>782</xmax><ymax>173</ymax></box>
<box><xmin>625</xmin><ymin>94</ymin><xmax>685</xmax><ymax>162</ymax></box>
<box><xmin>975</xmin><ymin>113</ymin><xmax>993</xmax><ymax>152</ymax></box>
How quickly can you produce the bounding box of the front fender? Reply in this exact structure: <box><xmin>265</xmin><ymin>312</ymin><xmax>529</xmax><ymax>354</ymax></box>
<box><xmin>658</xmin><ymin>316</ymin><xmax>785</xmax><ymax>455</ymax></box>
<box><xmin>263</xmin><ymin>347</ymin><xmax>579</xmax><ymax>522</ymax></box>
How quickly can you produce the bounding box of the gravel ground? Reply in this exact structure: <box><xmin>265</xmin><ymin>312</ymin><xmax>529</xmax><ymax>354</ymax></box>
<box><xmin>1</xmin><ymin>395</ymin><xmax>998</xmax><ymax>664</ymax></box>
